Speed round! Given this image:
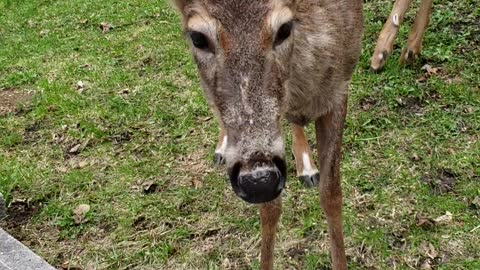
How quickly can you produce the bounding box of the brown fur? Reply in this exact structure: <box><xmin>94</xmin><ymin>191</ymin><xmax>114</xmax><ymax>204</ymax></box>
<box><xmin>171</xmin><ymin>1</ymin><xmax>363</xmax><ymax>269</ymax></box>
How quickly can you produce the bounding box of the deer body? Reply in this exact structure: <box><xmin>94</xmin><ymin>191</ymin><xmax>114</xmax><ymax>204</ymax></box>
<box><xmin>172</xmin><ymin>1</ymin><xmax>363</xmax><ymax>269</ymax></box>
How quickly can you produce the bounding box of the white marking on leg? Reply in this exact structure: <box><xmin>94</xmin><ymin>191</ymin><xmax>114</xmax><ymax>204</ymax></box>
<box><xmin>215</xmin><ymin>135</ymin><xmax>228</xmax><ymax>155</ymax></box>
<box><xmin>378</xmin><ymin>53</ymin><xmax>384</xmax><ymax>60</ymax></box>
<box><xmin>301</xmin><ymin>152</ymin><xmax>318</xmax><ymax>176</ymax></box>
<box><xmin>392</xmin><ymin>13</ymin><xmax>399</xmax><ymax>26</ymax></box>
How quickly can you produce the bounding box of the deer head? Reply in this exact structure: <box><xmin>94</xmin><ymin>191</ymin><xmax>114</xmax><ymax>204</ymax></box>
<box><xmin>172</xmin><ymin>0</ymin><xmax>296</xmax><ymax>203</ymax></box>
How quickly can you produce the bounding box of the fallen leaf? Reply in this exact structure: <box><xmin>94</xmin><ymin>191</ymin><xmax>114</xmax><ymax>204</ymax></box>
<box><xmin>415</xmin><ymin>214</ymin><xmax>435</xmax><ymax>229</ymax></box>
<box><xmin>118</xmin><ymin>88</ymin><xmax>130</xmax><ymax>95</ymax></box>
<box><xmin>47</xmin><ymin>105</ymin><xmax>57</xmax><ymax>112</ymax></box>
<box><xmin>416</xmin><ymin>75</ymin><xmax>428</xmax><ymax>83</ymax></box>
<box><xmin>100</xmin><ymin>22</ymin><xmax>112</xmax><ymax>33</ymax></box>
<box><xmin>201</xmin><ymin>116</ymin><xmax>213</xmax><ymax>122</ymax></box>
<box><xmin>142</xmin><ymin>180</ymin><xmax>157</xmax><ymax>194</ymax></box>
<box><xmin>425</xmin><ymin>243</ymin><xmax>438</xmax><ymax>259</ymax></box>
<box><xmin>471</xmin><ymin>196</ymin><xmax>480</xmax><ymax>209</ymax></box>
<box><xmin>421</xmin><ymin>64</ymin><xmax>440</xmax><ymax>75</ymax></box>
<box><xmin>59</xmin><ymin>260</ymin><xmax>83</xmax><ymax>270</ymax></box>
<box><xmin>192</xmin><ymin>178</ymin><xmax>203</xmax><ymax>189</ymax></box>
<box><xmin>446</xmin><ymin>75</ymin><xmax>461</xmax><ymax>84</ymax></box>
<box><xmin>73</xmin><ymin>204</ymin><xmax>90</xmax><ymax>224</ymax></box>
<box><xmin>420</xmin><ymin>258</ymin><xmax>433</xmax><ymax>270</ymax></box>
<box><xmin>27</xmin><ymin>20</ymin><xmax>36</xmax><ymax>28</ymax></box>
<box><xmin>395</xmin><ymin>97</ymin><xmax>405</xmax><ymax>106</ymax></box>
<box><xmin>39</xmin><ymin>29</ymin><xmax>49</xmax><ymax>37</ymax></box>
<box><xmin>68</xmin><ymin>144</ymin><xmax>81</xmax><ymax>154</ymax></box>
<box><xmin>77</xmin><ymin>160</ymin><xmax>89</xmax><ymax>168</ymax></box>
<box><xmin>434</xmin><ymin>211</ymin><xmax>453</xmax><ymax>225</ymax></box>
<box><xmin>56</xmin><ymin>166</ymin><xmax>68</xmax><ymax>173</ymax></box>
<box><xmin>411</xmin><ymin>153</ymin><xmax>421</xmax><ymax>161</ymax></box>
<box><xmin>76</xmin><ymin>81</ymin><xmax>86</xmax><ymax>93</ymax></box>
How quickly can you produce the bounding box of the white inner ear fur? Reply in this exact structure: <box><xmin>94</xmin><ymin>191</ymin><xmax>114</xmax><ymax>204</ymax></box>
<box><xmin>269</xmin><ymin>4</ymin><xmax>293</xmax><ymax>32</ymax></box>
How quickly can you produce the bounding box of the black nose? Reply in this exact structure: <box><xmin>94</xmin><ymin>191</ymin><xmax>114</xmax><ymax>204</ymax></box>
<box><xmin>228</xmin><ymin>157</ymin><xmax>287</xmax><ymax>204</ymax></box>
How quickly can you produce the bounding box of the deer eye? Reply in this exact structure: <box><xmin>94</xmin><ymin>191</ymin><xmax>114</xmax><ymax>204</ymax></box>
<box><xmin>274</xmin><ymin>21</ymin><xmax>293</xmax><ymax>46</ymax></box>
<box><xmin>189</xmin><ymin>31</ymin><xmax>210</xmax><ymax>50</ymax></box>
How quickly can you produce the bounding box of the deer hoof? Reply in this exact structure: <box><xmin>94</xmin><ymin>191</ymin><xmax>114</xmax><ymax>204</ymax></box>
<box><xmin>213</xmin><ymin>153</ymin><xmax>225</xmax><ymax>166</ymax></box>
<box><xmin>299</xmin><ymin>172</ymin><xmax>319</xmax><ymax>188</ymax></box>
<box><xmin>370</xmin><ymin>50</ymin><xmax>388</xmax><ymax>72</ymax></box>
<box><xmin>400</xmin><ymin>48</ymin><xmax>417</xmax><ymax>65</ymax></box>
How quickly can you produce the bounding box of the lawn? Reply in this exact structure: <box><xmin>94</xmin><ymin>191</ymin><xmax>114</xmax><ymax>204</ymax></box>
<box><xmin>0</xmin><ymin>0</ymin><xmax>479</xmax><ymax>269</ymax></box>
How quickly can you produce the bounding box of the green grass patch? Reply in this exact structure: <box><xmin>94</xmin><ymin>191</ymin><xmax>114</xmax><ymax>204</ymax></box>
<box><xmin>0</xmin><ymin>0</ymin><xmax>479</xmax><ymax>269</ymax></box>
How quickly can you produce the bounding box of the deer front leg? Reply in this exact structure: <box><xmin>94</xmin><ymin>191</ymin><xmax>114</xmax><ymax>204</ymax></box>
<box><xmin>259</xmin><ymin>197</ymin><xmax>281</xmax><ymax>270</ymax></box>
<box><xmin>371</xmin><ymin>0</ymin><xmax>413</xmax><ymax>71</ymax></box>
<box><xmin>291</xmin><ymin>123</ymin><xmax>320</xmax><ymax>188</ymax></box>
<box><xmin>213</xmin><ymin>127</ymin><xmax>227</xmax><ymax>165</ymax></box>
<box><xmin>400</xmin><ymin>0</ymin><xmax>433</xmax><ymax>65</ymax></box>
<box><xmin>315</xmin><ymin>102</ymin><xmax>348</xmax><ymax>270</ymax></box>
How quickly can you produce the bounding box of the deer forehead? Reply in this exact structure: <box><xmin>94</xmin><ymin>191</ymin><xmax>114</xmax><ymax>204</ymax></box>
<box><xmin>186</xmin><ymin>1</ymin><xmax>293</xmax><ymax>44</ymax></box>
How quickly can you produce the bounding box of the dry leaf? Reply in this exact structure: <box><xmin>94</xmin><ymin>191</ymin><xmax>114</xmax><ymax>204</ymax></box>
<box><xmin>192</xmin><ymin>178</ymin><xmax>203</xmax><ymax>189</ymax></box>
<box><xmin>56</xmin><ymin>166</ymin><xmax>68</xmax><ymax>173</ymax></box>
<box><xmin>68</xmin><ymin>144</ymin><xmax>81</xmax><ymax>154</ymax></box>
<box><xmin>416</xmin><ymin>75</ymin><xmax>428</xmax><ymax>83</ymax></box>
<box><xmin>420</xmin><ymin>258</ymin><xmax>433</xmax><ymax>270</ymax></box>
<box><xmin>415</xmin><ymin>214</ymin><xmax>435</xmax><ymax>229</ymax></box>
<box><xmin>201</xmin><ymin>116</ymin><xmax>213</xmax><ymax>122</ymax></box>
<box><xmin>421</xmin><ymin>64</ymin><xmax>439</xmax><ymax>75</ymax></box>
<box><xmin>100</xmin><ymin>22</ymin><xmax>112</xmax><ymax>33</ymax></box>
<box><xmin>427</xmin><ymin>247</ymin><xmax>438</xmax><ymax>260</ymax></box>
<box><xmin>142</xmin><ymin>180</ymin><xmax>157</xmax><ymax>194</ymax></box>
<box><xmin>73</xmin><ymin>204</ymin><xmax>90</xmax><ymax>224</ymax></box>
<box><xmin>471</xmin><ymin>196</ymin><xmax>480</xmax><ymax>209</ymax></box>
<box><xmin>27</xmin><ymin>20</ymin><xmax>36</xmax><ymax>28</ymax></box>
<box><xmin>76</xmin><ymin>81</ymin><xmax>86</xmax><ymax>93</ymax></box>
<box><xmin>411</xmin><ymin>153</ymin><xmax>421</xmax><ymax>161</ymax></box>
<box><xmin>77</xmin><ymin>160</ymin><xmax>89</xmax><ymax>168</ymax></box>
<box><xmin>59</xmin><ymin>260</ymin><xmax>83</xmax><ymax>270</ymax></box>
<box><xmin>434</xmin><ymin>211</ymin><xmax>453</xmax><ymax>225</ymax></box>
<box><xmin>39</xmin><ymin>29</ymin><xmax>50</xmax><ymax>37</ymax></box>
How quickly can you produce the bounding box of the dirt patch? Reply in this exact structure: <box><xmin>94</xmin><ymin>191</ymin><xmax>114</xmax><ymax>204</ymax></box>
<box><xmin>4</xmin><ymin>200</ymin><xmax>42</xmax><ymax>228</ymax></box>
<box><xmin>396</xmin><ymin>96</ymin><xmax>425</xmax><ymax>115</ymax></box>
<box><xmin>176</xmin><ymin>148</ymin><xmax>215</xmax><ymax>188</ymax></box>
<box><xmin>0</xmin><ymin>199</ymin><xmax>43</xmax><ymax>243</ymax></box>
<box><xmin>358</xmin><ymin>96</ymin><xmax>380</xmax><ymax>111</ymax></box>
<box><xmin>0</xmin><ymin>88</ymin><xmax>32</xmax><ymax>116</ymax></box>
<box><xmin>420</xmin><ymin>169</ymin><xmax>458</xmax><ymax>195</ymax></box>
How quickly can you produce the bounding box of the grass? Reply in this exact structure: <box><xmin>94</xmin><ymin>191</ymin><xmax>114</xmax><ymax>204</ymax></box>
<box><xmin>0</xmin><ymin>0</ymin><xmax>479</xmax><ymax>269</ymax></box>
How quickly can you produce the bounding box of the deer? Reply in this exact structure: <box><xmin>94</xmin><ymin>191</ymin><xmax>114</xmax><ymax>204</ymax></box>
<box><xmin>170</xmin><ymin>1</ymin><xmax>363</xmax><ymax>269</ymax></box>
<box><xmin>371</xmin><ymin>0</ymin><xmax>433</xmax><ymax>71</ymax></box>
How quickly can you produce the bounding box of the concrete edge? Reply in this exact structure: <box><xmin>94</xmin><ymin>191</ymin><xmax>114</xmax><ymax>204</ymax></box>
<box><xmin>0</xmin><ymin>228</ymin><xmax>56</xmax><ymax>270</ymax></box>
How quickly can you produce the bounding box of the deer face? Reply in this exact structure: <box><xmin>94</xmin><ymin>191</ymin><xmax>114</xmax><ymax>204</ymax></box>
<box><xmin>172</xmin><ymin>0</ymin><xmax>295</xmax><ymax>203</ymax></box>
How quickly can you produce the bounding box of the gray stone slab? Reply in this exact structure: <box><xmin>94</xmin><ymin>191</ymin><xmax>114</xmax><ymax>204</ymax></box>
<box><xmin>0</xmin><ymin>228</ymin><xmax>55</xmax><ymax>270</ymax></box>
